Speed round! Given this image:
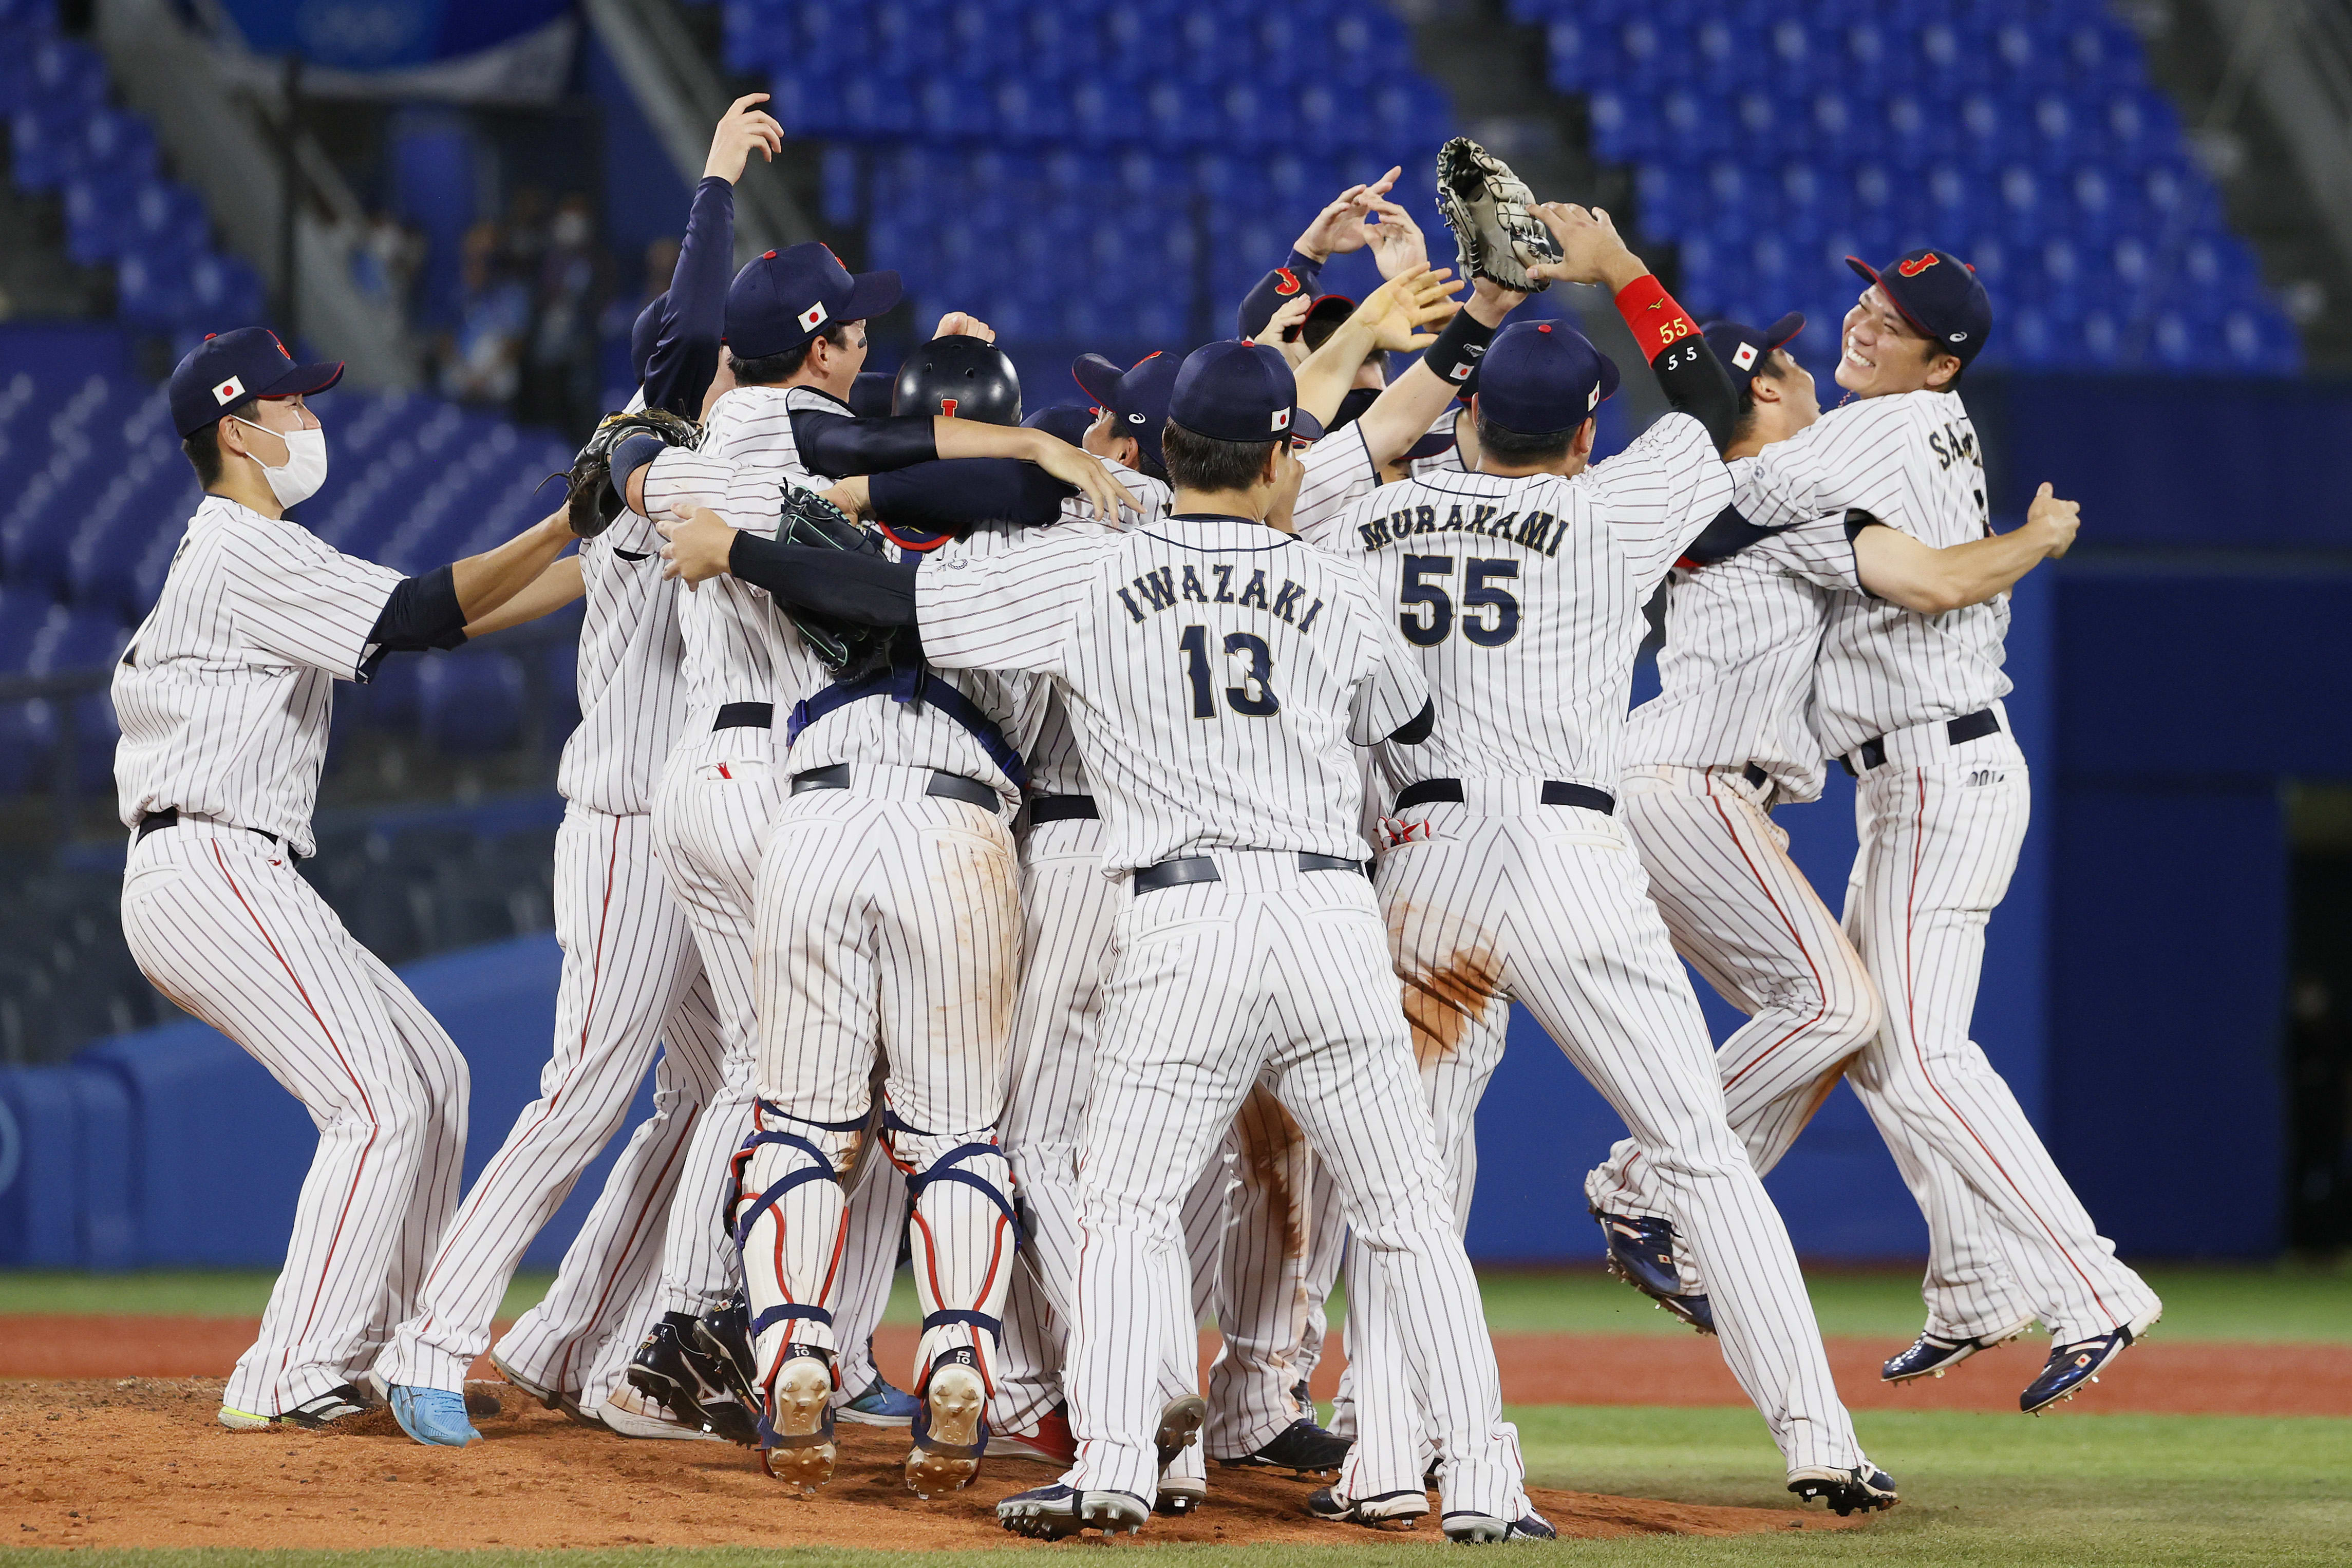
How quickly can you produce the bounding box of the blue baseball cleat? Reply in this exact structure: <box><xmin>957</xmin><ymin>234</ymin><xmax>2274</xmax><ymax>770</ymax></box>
<box><xmin>389</xmin><ymin>1385</ymin><xmax>481</xmax><ymax>1447</ymax></box>
<box><xmin>2021</xmin><ymin>1310</ymin><xmax>2159</xmax><ymax>1414</ymax></box>
<box><xmin>838</xmin><ymin>1370</ymin><xmax>921</xmax><ymax>1427</ymax></box>
<box><xmin>997</xmin><ymin>1483</ymin><xmax>1150</xmax><ymax>1539</ymax></box>
<box><xmin>1883</xmin><ymin>1319</ymin><xmax>2032</xmax><ymax>1383</ymax></box>
<box><xmin>1591</xmin><ymin>1208</ymin><xmax>1715</xmax><ymax>1335</ymax></box>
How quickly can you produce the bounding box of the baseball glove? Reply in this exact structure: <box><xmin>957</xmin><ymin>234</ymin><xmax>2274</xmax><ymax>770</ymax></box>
<box><xmin>564</xmin><ymin>407</ymin><xmax>702</xmax><ymax>537</ymax></box>
<box><xmin>1435</xmin><ymin>137</ymin><xmax>1563</xmax><ymax>294</ymax></box>
<box><xmin>774</xmin><ymin>483</ymin><xmax>894</xmax><ymax>672</ymax></box>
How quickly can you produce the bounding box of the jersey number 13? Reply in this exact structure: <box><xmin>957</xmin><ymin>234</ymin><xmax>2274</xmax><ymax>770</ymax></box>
<box><xmin>1178</xmin><ymin>624</ymin><xmax>1280</xmax><ymax>717</ymax></box>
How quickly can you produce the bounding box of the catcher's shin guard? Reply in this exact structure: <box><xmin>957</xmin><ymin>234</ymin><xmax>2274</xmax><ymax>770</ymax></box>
<box><xmin>888</xmin><ymin>1112</ymin><xmax>1019</xmax><ymax>1497</ymax></box>
<box><xmin>730</xmin><ymin>1101</ymin><xmax>863</xmax><ymax>1385</ymax></box>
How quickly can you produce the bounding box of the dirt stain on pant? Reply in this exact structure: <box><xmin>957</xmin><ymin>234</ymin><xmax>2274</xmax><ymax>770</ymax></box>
<box><xmin>1234</xmin><ymin>1083</ymin><xmax>1310</xmax><ymax>1260</ymax></box>
<box><xmin>1401</xmin><ymin>947</ymin><xmax>1502</xmax><ymax>1071</ymax></box>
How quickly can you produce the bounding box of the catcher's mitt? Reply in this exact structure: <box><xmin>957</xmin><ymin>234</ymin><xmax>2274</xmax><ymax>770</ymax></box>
<box><xmin>564</xmin><ymin>406</ymin><xmax>702</xmax><ymax>537</ymax></box>
<box><xmin>1435</xmin><ymin>137</ymin><xmax>1563</xmax><ymax>294</ymax></box>
<box><xmin>774</xmin><ymin>483</ymin><xmax>895</xmax><ymax>672</ymax></box>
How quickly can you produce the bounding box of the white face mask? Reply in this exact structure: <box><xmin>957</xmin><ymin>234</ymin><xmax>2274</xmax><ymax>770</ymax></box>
<box><xmin>232</xmin><ymin>417</ymin><xmax>329</xmax><ymax>507</ymax></box>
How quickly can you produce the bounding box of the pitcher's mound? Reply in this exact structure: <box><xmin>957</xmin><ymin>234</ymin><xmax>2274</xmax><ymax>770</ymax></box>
<box><xmin>2</xmin><ymin>1378</ymin><xmax>1869</xmax><ymax>1551</ymax></box>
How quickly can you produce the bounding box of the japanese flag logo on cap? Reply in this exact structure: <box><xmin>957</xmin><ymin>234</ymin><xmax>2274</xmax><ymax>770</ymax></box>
<box><xmin>798</xmin><ymin>300</ymin><xmax>829</xmax><ymax>333</ymax></box>
<box><xmin>1270</xmin><ymin>407</ymin><xmax>1291</xmax><ymax>432</ymax></box>
<box><xmin>1732</xmin><ymin>343</ymin><xmax>1759</xmax><ymax>371</ymax></box>
<box><xmin>212</xmin><ymin>375</ymin><xmax>245</xmax><ymax>405</ymax></box>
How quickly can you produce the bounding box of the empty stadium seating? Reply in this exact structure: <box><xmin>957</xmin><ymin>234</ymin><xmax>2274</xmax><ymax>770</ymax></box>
<box><xmin>1509</xmin><ymin>0</ymin><xmax>2297</xmax><ymax>374</ymax></box>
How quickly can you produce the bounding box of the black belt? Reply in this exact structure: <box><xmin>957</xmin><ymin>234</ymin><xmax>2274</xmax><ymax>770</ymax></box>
<box><xmin>713</xmin><ymin>702</ymin><xmax>774</xmax><ymax>730</ymax></box>
<box><xmin>136</xmin><ymin>809</ymin><xmax>288</xmax><ymax>854</ymax></box>
<box><xmin>1844</xmin><ymin>708</ymin><xmax>1999</xmax><ymax>774</ymax></box>
<box><xmin>1028</xmin><ymin>795</ymin><xmax>1099</xmax><ymax>823</ymax></box>
<box><xmin>790</xmin><ymin>763</ymin><xmax>999</xmax><ymax>812</ymax></box>
<box><xmin>1393</xmin><ymin>777</ymin><xmax>1615</xmax><ymax>816</ymax></box>
<box><xmin>1743</xmin><ymin>763</ymin><xmax>1770</xmax><ymax>790</ymax></box>
<box><xmin>1132</xmin><ymin>851</ymin><xmax>1365</xmax><ymax>894</ymax></box>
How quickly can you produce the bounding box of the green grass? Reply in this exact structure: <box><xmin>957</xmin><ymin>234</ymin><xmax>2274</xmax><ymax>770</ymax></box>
<box><xmin>11</xmin><ymin>1262</ymin><xmax>2345</xmax><ymax>1344</ymax></box>
<box><xmin>2</xmin><ymin>1408</ymin><xmax>2346</xmax><ymax>1566</ymax></box>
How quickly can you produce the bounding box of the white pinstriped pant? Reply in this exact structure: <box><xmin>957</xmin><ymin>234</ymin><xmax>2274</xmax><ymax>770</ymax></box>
<box><xmin>1588</xmin><ymin>766</ymin><xmax>1883</xmax><ymax>1292</ymax></box>
<box><xmin>991</xmin><ymin>816</ymin><xmax>1327</xmax><ymax>1465</ymax></box>
<box><xmin>742</xmin><ymin>764</ymin><xmax>1018</xmax><ymax>1398</ymax></box>
<box><xmin>379</xmin><ymin>806</ymin><xmax>722</xmax><ymax>1404</ymax></box>
<box><xmin>120</xmin><ymin>821</ymin><xmax>469</xmax><ymax>1420</ymax></box>
<box><xmin>1380</xmin><ymin>784</ymin><xmax>1862</xmax><ymax>1476</ymax></box>
<box><xmin>1840</xmin><ymin>742</ymin><xmax>2158</xmax><ymax>1345</ymax></box>
<box><xmin>1061</xmin><ymin>852</ymin><xmax>1526</xmax><ymax>1519</ymax></box>
<box><xmin>650</xmin><ymin>728</ymin><xmax>903</xmax><ymax>1403</ymax></box>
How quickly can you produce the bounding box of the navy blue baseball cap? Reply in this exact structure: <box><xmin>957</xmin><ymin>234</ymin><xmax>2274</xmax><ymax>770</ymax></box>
<box><xmin>1847</xmin><ymin>248</ymin><xmax>1991</xmax><ymax>367</ymax></box>
<box><xmin>1072</xmin><ymin>349</ymin><xmax>1178</xmax><ymax>473</ymax></box>
<box><xmin>168</xmin><ymin>327</ymin><xmax>343</xmax><ymax>439</ymax></box>
<box><xmin>1168</xmin><ymin>341</ymin><xmax>1325</xmax><ymax>445</ymax></box>
<box><xmin>1702</xmin><ymin>313</ymin><xmax>1804</xmax><ymax>385</ymax></box>
<box><xmin>1472</xmin><ymin>319</ymin><xmax>1618</xmax><ymax>435</ymax></box>
<box><xmin>725</xmin><ymin>241</ymin><xmax>902</xmax><ymax>359</ymax></box>
<box><xmin>1021</xmin><ymin>403</ymin><xmax>1095</xmax><ymax>447</ymax></box>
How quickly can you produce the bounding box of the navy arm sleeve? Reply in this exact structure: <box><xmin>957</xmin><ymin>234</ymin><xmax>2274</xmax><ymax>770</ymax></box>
<box><xmin>790</xmin><ymin>409</ymin><xmax>940</xmax><ymax>480</ymax></box>
<box><xmin>1648</xmin><ymin>336</ymin><xmax>1742</xmax><ymax>456</ymax></box>
<box><xmin>1676</xmin><ymin>504</ymin><xmax>1782</xmax><ymax>568</ymax></box>
<box><xmin>367</xmin><ymin>564</ymin><xmax>466</xmax><ymax>653</ymax></box>
<box><xmin>639</xmin><ymin>177</ymin><xmax>735</xmax><ymax>418</ymax></box>
<box><xmin>1388</xmin><ymin>697</ymin><xmax>1436</xmax><ymax>746</ymax></box>
<box><xmin>726</xmin><ymin>533</ymin><xmax>919</xmax><ymax>626</ymax></box>
<box><xmin>867</xmin><ymin>459</ymin><xmax>1073</xmax><ymax>531</ymax></box>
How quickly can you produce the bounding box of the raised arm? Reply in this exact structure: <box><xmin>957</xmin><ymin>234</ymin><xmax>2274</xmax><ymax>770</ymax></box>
<box><xmin>462</xmin><ymin>554</ymin><xmax>585</xmax><ymax>639</ymax></box>
<box><xmin>640</xmin><ymin>96</ymin><xmax>782</xmax><ymax>417</ymax></box>
<box><xmin>1852</xmin><ymin>484</ymin><xmax>2079</xmax><ymax>613</ymax></box>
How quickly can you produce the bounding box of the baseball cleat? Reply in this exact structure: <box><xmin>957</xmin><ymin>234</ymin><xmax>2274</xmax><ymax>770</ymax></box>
<box><xmin>1592</xmin><ymin>1207</ymin><xmax>1715</xmax><ymax>1334</ymax></box>
<box><xmin>691</xmin><ymin>1294</ymin><xmax>761</xmax><ymax>1405</ymax></box>
<box><xmin>2020</xmin><ymin>1309</ymin><xmax>2159</xmax><ymax>1414</ymax></box>
<box><xmin>625</xmin><ymin>1311</ymin><xmax>760</xmax><ymax>1445</ymax></box>
<box><xmin>488</xmin><ymin>1349</ymin><xmax>562</xmax><ymax>1409</ymax></box>
<box><xmin>600</xmin><ymin>1382</ymin><xmax>727</xmax><ymax>1442</ymax></box>
<box><xmin>1788</xmin><ymin>1462</ymin><xmax>1899</xmax><ymax>1516</ymax></box>
<box><xmin>1219</xmin><ymin>1415</ymin><xmax>1350</xmax><ymax>1478</ymax></box>
<box><xmin>1154</xmin><ymin>1475</ymin><xmax>1206</xmax><ymax>1517</ymax></box>
<box><xmin>1443</xmin><ymin>1506</ymin><xmax>1558</xmax><ymax>1542</ymax></box>
<box><xmin>216</xmin><ymin>1383</ymin><xmax>377</xmax><ymax>1431</ymax></box>
<box><xmin>388</xmin><ymin>1385</ymin><xmax>482</xmax><ymax>1447</ymax></box>
<box><xmin>839</xmin><ymin>1370</ymin><xmax>921</xmax><ymax>1427</ymax></box>
<box><xmin>757</xmin><ymin>1351</ymin><xmax>839</xmax><ymax>1496</ymax></box>
<box><xmin>1155</xmin><ymin>1392</ymin><xmax>1208</xmax><ymax>1472</ymax></box>
<box><xmin>906</xmin><ymin>1350</ymin><xmax>989</xmax><ymax>1499</ymax></box>
<box><xmin>1307</xmin><ymin>1485</ymin><xmax>1428</xmax><ymax>1529</ymax></box>
<box><xmin>1883</xmin><ymin>1319</ymin><xmax>2033</xmax><ymax>1383</ymax></box>
<box><xmin>996</xmin><ymin>1483</ymin><xmax>1150</xmax><ymax>1539</ymax></box>
<box><xmin>992</xmin><ymin>1404</ymin><xmax>1077</xmax><ymax>1465</ymax></box>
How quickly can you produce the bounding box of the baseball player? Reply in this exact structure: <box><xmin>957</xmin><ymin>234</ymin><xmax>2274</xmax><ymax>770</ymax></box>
<box><xmin>1614</xmin><ymin>251</ymin><xmax>2161</xmax><ymax>1414</ymax></box>
<box><xmin>1584</xmin><ymin>312</ymin><xmax>2080</xmax><ymax>1337</ymax></box>
<box><xmin>116</xmin><ymin>328</ymin><xmax>572</xmax><ymax>1431</ymax></box>
<box><xmin>369</xmin><ymin>99</ymin><xmax>806</xmax><ymax>1451</ymax></box>
<box><xmin>1308</xmin><ymin>206</ymin><xmax>1896</xmax><ymax>1517</ymax></box>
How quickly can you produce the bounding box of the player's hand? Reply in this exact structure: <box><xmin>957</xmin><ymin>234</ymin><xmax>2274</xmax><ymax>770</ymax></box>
<box><xmin>1354</xmin><ymin>263</ymin><xmax>1462</xmax><ymax>353</ymax></box>
<box><xmin>1526</xmin><ymin>202</ymin><xmax>1643</xmax><ymax>290</ymax></box>
<box><xmin>822</xmin><ymin>476</ymin><xmax>871</xmax><ymax>520</ymax></box>
<box><xmin>1466</xmin><ymin>274</ymin><xmax>1529</xmax><ymax>329</ymax></box>
<box><xmin>704</xmin><ymin>93</ymin><xmax>783</xmax><ymax>184</ymax></box>
<box><xmin>1293</xmin><ymin>167</ymin><xmax>1401</xmax><ymax>261</ymax></box>
<box><xmin>1362</xmin><ymin>197</ymin><xmax>1431</xmax><ymax>280</ymax></box>
<box><xmin>1253</xmin><ymin>293</ymin><xmax>1313</xmax><ymax>359</ymax></box>
<box><xmin>657</xmin><ymin>505</ymin><xmax>738</xmax><ymax>588</ymax></box>
<box><xmin>1025</xmin><ymin>433</ymin><xmax>1128</xmax><ymax>523</ymax></box>
<box><xmin>932</xmin><ymin>312</ymin><xmax>996</xmax><ymax>344</ymax></box>
<box><xmin>2022</xmin><ymin>482</ymin><xmax>2080</xmax><ymax>559</ymax></box>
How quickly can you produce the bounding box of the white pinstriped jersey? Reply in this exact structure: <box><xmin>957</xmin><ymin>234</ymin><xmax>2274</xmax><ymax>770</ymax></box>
<box><xmin>1312</xmin><ymin>412</ymin><xmax>1732</xmax><ymax>799</ymax></box>
<box><xmin>556</xmin><ymin>506</ymin><xmax>690</xmax><ymax>815</ymax></box>
<box><xmin>114</xmin><ymin>495</ymin><xmax>402</xmax><ymax>858</ymax></box>
<box><xmin>917</xmin><ymin>515</ymin><xmax>1428</xmax><ymax>871</ymax></box>
<box><xmin>1025</xmin><ymin>458</ymin><xmax>1173</xmax><ymax>800</ymax></box>
<box><xmin>1624</xmin><ymin>540</ymin><xmax>1835</xmax><ymax>803</ymax></box>
<box><xmin>1731</xmin><ymin>390</ymin><xmax>2009</xmax><ymax>758</ymax></box>
<box><xmin>1290</xmin><ymin>419</ymin><xmax>1379</xmax><ymax>537</ymax></box>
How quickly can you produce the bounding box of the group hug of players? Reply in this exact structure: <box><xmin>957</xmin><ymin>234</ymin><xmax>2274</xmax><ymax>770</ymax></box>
<box><xmin>125</xmin><ymin>99</ymin><xmax>2162</xmax><ymax>1543</ymax></box>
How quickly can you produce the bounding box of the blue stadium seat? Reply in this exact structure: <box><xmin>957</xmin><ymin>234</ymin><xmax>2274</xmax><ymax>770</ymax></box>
<box><xmin>418</xmin><ymin>654</ymin><xmax>524</xmax><ymax>758</ymax></box>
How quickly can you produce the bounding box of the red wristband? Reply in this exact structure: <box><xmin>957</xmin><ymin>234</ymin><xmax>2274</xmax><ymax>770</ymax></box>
<box><xmin>1614</xmin><ymin>273</ymin><xmax>1701</xmax><ymax>364</ymax></box>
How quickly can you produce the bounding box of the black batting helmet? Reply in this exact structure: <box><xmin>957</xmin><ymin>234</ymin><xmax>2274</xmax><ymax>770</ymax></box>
<box><xmin>893</xmin><ymin>335</ymin><xmax>1022</xmax><ymax>425</ymax></box>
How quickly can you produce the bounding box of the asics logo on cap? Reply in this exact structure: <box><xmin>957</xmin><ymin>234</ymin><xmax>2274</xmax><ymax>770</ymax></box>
<box><xmin>211</xmin><ymin>375</ymin><xmax>246</xmax><ymax>405</ymax></box>
<box><xmin>1271</xmin><ymin>407</ymin><xmax>1291</xmax><ymax>431</ymax></box>
<box><xmin>1949</xmin><ymin>332</ymin><xmax>1968</xmax><ymax>342</ymax></box>
<box><xmin>1898</xmin><ymin>254</ymin><xmax>1941</xmax><ymax>277</ymax></box>
<box><xmin>1127</xmin><ymin>410</ymin><xmax>1145</xmax><ymax>423</ymax></box>
<box><xmin>1732</xmin><ymin>343</ymin><xmax>1759</xmax><ymax>370</ymax></box>
<box><xmin>798</xmin><ymin>301</ymin><xmax>829</xmax><ymax>332</ymax></box>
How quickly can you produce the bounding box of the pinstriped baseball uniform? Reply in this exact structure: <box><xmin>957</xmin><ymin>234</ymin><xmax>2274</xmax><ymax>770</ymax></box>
<box><xmin>1731</xmin><ymin>394</ymin><xmax>2161</xmax><ymax>1346</ymax></box>
<box><xmin>1584</xmin><ymin>540</ymin><xmax>1882</xmax><ymax>1292</ymax></box>
<box><xmin>1318</xmin><ymin>413</ymin><xmax>1873</xmax><ymax>1480</ymax></box>
<box><xmin>636</xmin><ymin>384</ymin><xmax>906</xmax><ymax>1410</ymax></box>
<box><xmin>986</xmin><ymin>467</ymin><xmax>1330</xmax><ymax>1467</ymax></box>
<box><xmin>917</xmin><ymin>515</ymin><xmax>1529</xmax><ymax>1520</ymax></box>
<box><xmin>380</xmin><ymin>493</ymin><xmax>730</xmax><ymax>1412</ymax></box>
<box><xmin>115</xmin><ymin>495</ymin><xmax>470</xmax><ymax>1421</ymax></box>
